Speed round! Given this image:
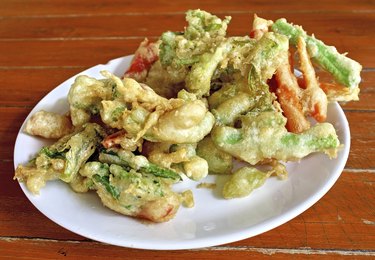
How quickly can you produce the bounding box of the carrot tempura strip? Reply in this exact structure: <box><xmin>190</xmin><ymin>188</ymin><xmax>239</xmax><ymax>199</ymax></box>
<box><xmin>297</xmin><ymin>36</ymin><xmax>327</xmax><ymax>122</ymax></box>
<box><xmin>275</xmin><ymin>50</ymin><xmax>310</xmax><ymax>133</ymax></box>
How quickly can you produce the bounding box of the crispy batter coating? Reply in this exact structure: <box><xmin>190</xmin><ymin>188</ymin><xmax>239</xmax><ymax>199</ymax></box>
<box><xmin>24</xmin><ymin>110</ymin><xmax>73</xmax><ymax>139</ymax></box>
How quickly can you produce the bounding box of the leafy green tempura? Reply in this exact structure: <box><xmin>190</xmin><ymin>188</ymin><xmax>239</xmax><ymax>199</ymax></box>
<box><xmin>14</xmin><ymin>123</ymin><xmax>106</xmax><ymax>194</ymax></box>
<box><xmin>79</xmin><ymin>162</ymin><xmax>180</xmax><ymax>222</ymax></box>
<box><xmin>160</xmin><ymin>9</ymin><xmax>231</xmax><ymax>68</ymax></box>
<box><xmin>185</xmin><ymin>41</ymin><xmax>232</xmax><ymax>97</ymax></box>
<box><xmin>15</xmin><ymin>9</ymin><xmax>360</xmax><ymax>210</ymax></box>
<box><xmin>159</xmin><ymin>9</ymin><xmax>232</xmax><ymax>98</ymax></box>
<box><xmin>99</xmin><ymin>148</ymin><xmax>182</xmax><ymax>181</ymax></box>
<box><xmin>196</xmin><ymin>136</ymin><xmax>233</xmax><ymax>174</ymax></box>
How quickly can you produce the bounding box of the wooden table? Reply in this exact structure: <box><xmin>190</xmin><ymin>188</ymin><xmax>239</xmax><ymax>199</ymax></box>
<box><xmin>1</xmin><ymin>0</ymin><xmax>374</xmax><ymax>258</ymax></box>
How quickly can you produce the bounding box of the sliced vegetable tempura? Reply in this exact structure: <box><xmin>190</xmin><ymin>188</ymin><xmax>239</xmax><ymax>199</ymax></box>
<box><xmin>15</xmin><ymin>9</ymin><xmax>361</xmax><ymax>221</ymax></box>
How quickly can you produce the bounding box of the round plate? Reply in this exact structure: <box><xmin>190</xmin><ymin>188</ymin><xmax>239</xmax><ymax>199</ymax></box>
<box><xmin>13</xmin><ymin>56</ymin><xmax>350</xmax><ymax>250</ymax></box>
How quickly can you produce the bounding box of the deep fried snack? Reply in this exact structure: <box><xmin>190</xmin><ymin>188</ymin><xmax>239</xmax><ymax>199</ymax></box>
<box><xmin>123</xmin><ymin>38</ymin><xmax>159</xmax><ymax>82</ymax></box>
<box><xmin>297</xmin><ymin>36</ymin><xmax>327</xmax><ymax>122</ymax></box>
<box><xmin>275</xmin><ymin>51</ymin><xmax>310</xmax><ymax>133</ymax></box>
<box><xmin>144</xmin><ymin>142</ymin><xmax>208</xmax><ymax>181</ymax></box>
<box><xmin>320</xmin><ymin>82</ymin><xmax>360</xmax><ymax>102</ymax></box>
<box><xmin>24</xmin><ymin>110</ymin><xmax>73</xmax><ymax>139</ymax></box>
<box><xmin>15</xmin><ymin>123</ymin><xmax>106</xmax><ymax>193</ymax></box>
<box><xmin>271</xmin><ymin>18</ymin><xmax>362</xmax><ymax>89</ymax></box>
<box><xmin>80</xmin><ymin>162</ymin><xmax>181</xmax><ymax>223</ymax></box>
<box><xmin>250</xmin><ymin>14</ymin><xmax>273</xmax><ymax>40</ymax></box>
<box><xmin>211</xmin><ymin>110</ymin><xmax>339</xmax><ymax>166</ymax></box>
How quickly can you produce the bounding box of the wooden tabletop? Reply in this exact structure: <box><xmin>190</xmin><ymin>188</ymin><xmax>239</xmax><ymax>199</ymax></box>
<box><xmin>1</xmin><ymin>0</ymin><xmax>374</xmax><ymax>258</ymax></box>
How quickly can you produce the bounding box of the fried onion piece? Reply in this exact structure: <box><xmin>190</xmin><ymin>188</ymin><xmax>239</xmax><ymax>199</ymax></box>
<box><xmin>275</xmin><ymin>51</ymin><xmax>310</xmax><ymax>133</ymax></box>
<box><xmin>297</xmin><ymin>36</ymin><xmax>328</xmax><ymax>122</ymax></box>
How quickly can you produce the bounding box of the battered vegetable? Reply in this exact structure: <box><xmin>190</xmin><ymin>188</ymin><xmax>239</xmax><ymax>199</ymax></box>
<box><xmin>196</xmin><ymin>136</ymin><xmax>233</xmax><ymax>174</ymax></box>
<box><xmin>98</xmin><ymin>148</ymin><xmax>182</xmax><ymax>181</ymax></box>
<box><xmin>271</xmin><ymin>18</ymin><xmax>362</xmax><ymax>90</ymax></box>
<box><xmin>211</xmin><ymin>110</ymin><xmax>339</xmax><ymax>165</ymax></box>
<box><xmin>80</xmin><ymin>162</ymin><xmax>180</xmax><ymax>222</ymax></box>
<box><xmin>223</xmin><ymin>167</ymin><xmax>272</xmax><ymax>199</ymax></box>
<box><xmin>15</xmin><ymin>123</ymin><xmax>105</xmax><ymax>193</ymax></box>
<box><xmin>15</xmin><ymin>9</ymin><xmax>362</xmax><ymax>222</ymax></box>
<box><xmin>24</xmin><ymin>110</ymin><xmax>73</xmax><ymax>139</ymax></box>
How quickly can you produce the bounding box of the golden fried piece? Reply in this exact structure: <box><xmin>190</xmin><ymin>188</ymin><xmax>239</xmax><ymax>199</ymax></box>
<box><xmin>24</xmin><ymin>110</ymin><xmax>73</xmax><ymax>139</ymax></box>
<box><xmin>275</xmin><ymin>51</ymin><xmax>310</xmax><ymax>133</ymax></box>
<box><xmin>99</xmin><ymin>72</ymin><xmax>215</xmax><ymax>145</ymax></box>
<box><xmin>80</xmin><ymin>162</ymin><xmax>181</xmax><ymax>223</ymax></box>
<box><xmin>250</xmin><ymin>14</ymin><xmax>273</xmax><ymax>39</ymax></box>
<box><xmin>320</xmin><ymin>82</ymin><xmax>360</xmax><ymax>102</ymax></box>
<box><xmin>144</xmin><ymin>142</ymin><xmax>208</xmax><ymax>181</ymax></box>
<box><xmin>123</xmin><ymin>38</ymin><xmax>159</xmax><ymax>83</ymax></box>
<box><xmin>297</xmin><ymin>36</ymin><xmax>328</xmax><ymax>122</ymax></box>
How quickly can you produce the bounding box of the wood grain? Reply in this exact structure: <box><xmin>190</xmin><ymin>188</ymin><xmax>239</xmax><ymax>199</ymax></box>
<box><xmin>0</xmin><ymin>239</ymin><xmax>374</xmax><ymax>259</ymax></box>
<box><xmin>1</xmin><ymin>12</ymin><xmax>373</xmax><ymax>42</ymax></box>
<box><xmin>1</xmin><ymin>0</ymin><xmax>374</xmax><ymax>17</ymax></box>
<box><xmin>0</xmin><ymin>13</ymin><xmax>374</xmax><ymax>68</ymax></box>
<box><xmin>1</xmin><ymin>0</ymin><xmax>374</xmax><ymax>258</ymax></box>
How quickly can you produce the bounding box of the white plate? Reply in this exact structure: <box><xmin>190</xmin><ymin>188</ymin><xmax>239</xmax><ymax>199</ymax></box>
<box><xmin>14</xmin><ymin>56</ymin><xmax>350</xmax><ymax>250</ymax></box>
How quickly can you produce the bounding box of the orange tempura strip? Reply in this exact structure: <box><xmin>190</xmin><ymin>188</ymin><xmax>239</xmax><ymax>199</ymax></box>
<box><xmin>275</xmin><ymin>50</ymin><xmax>310</xmax><ymax>133</ymax></box>
<box><xmin>297</xmin><ymin>36</ymin><xmax>328</xmax><ymax>122</ymax></box>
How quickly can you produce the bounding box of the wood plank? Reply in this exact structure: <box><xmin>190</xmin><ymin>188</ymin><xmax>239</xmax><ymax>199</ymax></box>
<box><xmin>345</xmin><ymin>111</ymin><xmax>375</xmax><ymax>169</ymax></box>
<box><xmin>1</xmin><ymin>12</ymin><xmax>373</xmax><ymax>44</ymax></box>
<box><xmin>0</xmin><ymin>107</ymin><xmax>30</xmax><ymax>160</ymax></box>
<box><xmin>1</xmin><ymin>169</ymin><xmax>374</xmax><ymax>252</ymax></box>
<box><xmin>0</xmin><ymin>13</ymin><xmax>373</xmax><ymax>68</ymax></box>
<box><xmin>0</xmin><ymin>68</ymin><xmax>84</xmax><ymax>107</ymax></box>
<box><xmin>1</xmin><ymin>0</ymin><xmax>374</xmax><ymax>17</ymax></box>
<box><xmin>1</xmin><ymin>107</ymin><xmax>374</xmax><ymax>169</ymax></box>
<box><xmin>0</xmin><ymin>239</ymin><xmax>374</xmax><ymax>259</ymax></box>
<box><xmin>0</xmin><ymin>39</ymin><xmax>144</xmax><ymax>68</ymax></box>
<box><xmin>0</xmin><ymin>68</ymin><xmax>373</xmax><ymax>109</ymax></box>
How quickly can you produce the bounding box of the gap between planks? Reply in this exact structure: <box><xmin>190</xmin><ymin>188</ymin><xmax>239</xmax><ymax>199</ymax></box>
<box><xmin>0</xmin><ymin>36</ymin><xmax>150</xmax><ymax>42</ymax></box>
<box><xmin>0</xmin><ymin>9</ymin><xmax>374</xmax><ymax>19</ymax></box>
<box><xmin>0</xmin><ymin>236</ymin><xmax>374</xmax><ymax>256</ymax></box>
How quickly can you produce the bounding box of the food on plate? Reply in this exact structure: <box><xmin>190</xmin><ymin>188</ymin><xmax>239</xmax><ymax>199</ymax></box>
<box><xmin>271</xmin><ymin>18</ymin><xmax>361</xmax><ymax>100</ymax></box>
<box><xmin>80</xmin><ymin>159</ymin><xmax>180</xmax><ymax>223</ymax></box>
<box><xmin>274</xmin><ymin>50</ymin><xmax>311</xmax><ymax>133</ymax></box>
<box><xmin>15</xmin><ymin>9</ymin><xmax>361</xmax><ymax>222</ymax></box>
<box><xmin>24</xmin><ymin>110</ymin><xmax>73</xmax><ymax>139</ymax></box>
<box><xmin>196</xmin><ymin>136</ymin><xmax>233</xmax><ymax>174</ymax></box>
<box><xmin>223</xmin><ymin>167</ymin><xmax>273</xmax><ymax>199</ymax></box>
<box><xmin>211</xmin><ymin>110</ymin><xmax>339</xmax><ymax>165</ymax></box>
<box><xmin>15</xmin><ymin>123</ymin><xmax>105</xmax><ymax>193</ymax></box>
